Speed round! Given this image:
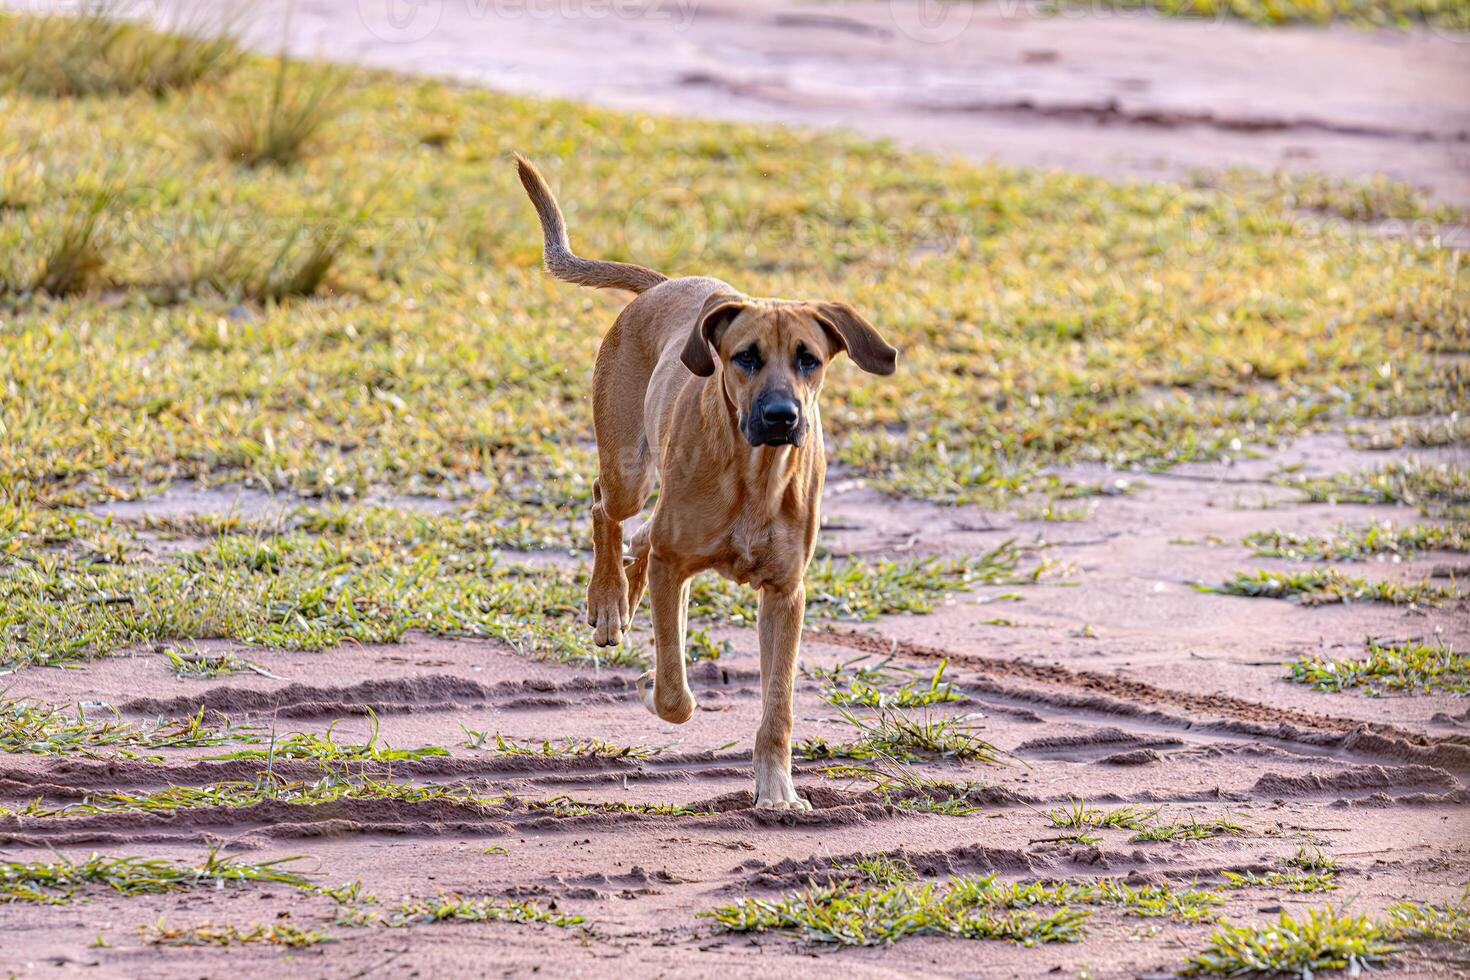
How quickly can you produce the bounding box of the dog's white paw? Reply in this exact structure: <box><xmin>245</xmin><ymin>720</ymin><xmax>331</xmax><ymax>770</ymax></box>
<box><xmin>635</xmin><ymin>671</ymin><xmax>696</xmax><ymax>723</ymax></box>
<box><xmin>753</xmin><ymin>756</ymin><xmax>808</xmax><ymax>811</ymax></box>
<box><xmin>635</xmin><ymin>670</ymin><xmax>657</xmax><ymax>714</ymax></box>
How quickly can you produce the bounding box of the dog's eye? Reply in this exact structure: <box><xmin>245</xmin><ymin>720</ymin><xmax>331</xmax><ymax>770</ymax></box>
<box><xmin>796</xmin><ymin>351</ymin><xmax>821</xmax><ymax>372</ymax></box>
<box><xmin>733</xmin><ymin>348</ymin><xmax>760</xmax><ymax>370</ymax></box>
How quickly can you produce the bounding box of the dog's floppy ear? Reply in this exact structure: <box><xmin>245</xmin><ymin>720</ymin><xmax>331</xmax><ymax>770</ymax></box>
<box><xmin>681</xmin><ymin>292</ymin><xmax>747</xmax><ymax>377</ymax></box>
<box><xmin>812</xmin><ymin>302</ymin><xmax>898</xmax><ymax>376</ymax></box>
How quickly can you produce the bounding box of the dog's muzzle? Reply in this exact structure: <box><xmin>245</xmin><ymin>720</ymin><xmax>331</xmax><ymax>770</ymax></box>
<box><xmin>745</xmin><ymin>393</ymin><xmax>804</xmax><ymax>447</ymax></box>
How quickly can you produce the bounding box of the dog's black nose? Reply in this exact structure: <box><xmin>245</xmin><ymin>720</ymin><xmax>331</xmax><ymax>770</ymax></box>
<box><xmin>761</xmin><ymin>399</ymin><xmax>799</xmax><ymax>430</ymax></box>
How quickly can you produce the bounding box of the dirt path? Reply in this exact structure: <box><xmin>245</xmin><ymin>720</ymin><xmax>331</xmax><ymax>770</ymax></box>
<box><xmin>19</xmin><ymin>0</ymin><xmax>1469</xmax><ymax>202</ymax></box>
<box><xmin>3</xmin><ymin>432</ymin><xmax>1466</xmax><ymax>977</ymax></box>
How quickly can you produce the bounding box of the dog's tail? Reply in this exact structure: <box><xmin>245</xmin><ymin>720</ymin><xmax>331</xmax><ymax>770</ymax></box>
<box><xmin>514</xmin><ymin>154</ymin><xmax>668</xmax><ymax>295</ymax></box>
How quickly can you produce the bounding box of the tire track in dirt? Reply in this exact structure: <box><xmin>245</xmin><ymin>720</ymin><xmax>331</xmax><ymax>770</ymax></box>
<box><xmin>809</xmin><ymin>629</ymin><xmax>1470</xmax><ymax>772</ymax></box>
<box><xmin>118</xmin><ymin>674</ymin><xmax>638</xmax><ymax>718</ymax></box>
<box><xmin>0</xmin><ymin>750</ymin><xmax>754</xmax><ymax>796</ymax></box>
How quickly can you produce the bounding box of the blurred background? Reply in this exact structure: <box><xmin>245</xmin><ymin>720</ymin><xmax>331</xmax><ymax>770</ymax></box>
<box><xmin>13</xmin><ymin>0</ymin><xmax>1470</xmax><ymax>201</ymax></box>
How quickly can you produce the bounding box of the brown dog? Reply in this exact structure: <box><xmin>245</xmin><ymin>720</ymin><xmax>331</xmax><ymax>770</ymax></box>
<box><xmin>515</xmin><ymin>156</ymin><xmax>897</xmax><ymax>809</ymax></box>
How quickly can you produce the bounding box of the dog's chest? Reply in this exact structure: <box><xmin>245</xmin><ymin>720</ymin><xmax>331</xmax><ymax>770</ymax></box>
<box><xmin>716</xmin><ymin>509</ymin><xmax>808</xmax><ymax>590</ymax></box>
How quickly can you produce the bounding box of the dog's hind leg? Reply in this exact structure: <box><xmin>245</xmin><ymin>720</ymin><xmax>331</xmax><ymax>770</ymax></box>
<box><xmin>588</xmin><ymin>327</ymin><xmax>656</xmax><ymax>648</ymax></box>
<box><xmin>588</xmin><ymin>469</ymin><xmax>650</xmax><ymax>647</ymax></box>
<box><xmin>624</xmin><ymin>522</ymin><xmax>652</xmax><ymax>617</ymax></box>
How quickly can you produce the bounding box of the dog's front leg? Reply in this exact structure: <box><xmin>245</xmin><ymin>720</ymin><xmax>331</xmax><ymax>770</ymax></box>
<box><xmin>753</xmin><ymin>583</ymin><xmax>810</xmax><ymax>810</ymax></box>
<box><xmin>635</xmin><ymin>556</ymin><xmax>697</xmax><ymax>723</ymax></box>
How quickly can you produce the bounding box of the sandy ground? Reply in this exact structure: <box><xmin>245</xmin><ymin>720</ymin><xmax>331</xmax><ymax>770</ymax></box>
<box><xmin>9</xmin><ymin>0</ymin><xmax>1470</xmax><ymax>203</ymax></box>
<box><xmin>4</xmin><ymin>3</ymin><xmax>1469</xmax><ymax>974</ymax></box>
<box><xmin>3</xmin><ymin>431</ymin><xmax>1467</xmax><ymax>977</ymax></box>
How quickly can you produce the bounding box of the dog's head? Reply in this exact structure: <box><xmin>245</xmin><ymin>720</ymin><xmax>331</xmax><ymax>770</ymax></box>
<box><xmin>680</xmin><ymin>293</ymin><xmax>897</xmax><ymax>448</ymax></box>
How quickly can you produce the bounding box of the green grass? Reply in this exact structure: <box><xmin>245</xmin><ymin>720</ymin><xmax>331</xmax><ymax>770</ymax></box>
<box><xmin>693</xmin><ymin>543</ymin><xmax>1034</xmax><ymax>624</ymax></box>
<box><xmin>1</xmin><ymin>7</ymin><xmax>1465</xmax><ymax>663</ymax></box>
<box><xmin>1348</xmin><ymin>416</ymin><xmax>1470</xmax><ymax>451</ymax></box>
<box><xmin>832</xmin><ymin>707</ymin><xmax>1006</xmax><ymax>763</ymax></box>
<box><xmin>390</xmin><ymin>895</ymin><xmax>583</xmax><ymax>928</ymax></box>
<box><xmin>212</xmin><ymin>54</ymin><xmax>349</xmax><ymax>169</ymax></box>
<box><xmin>161</xmin><ymin>645</ymin><xmax>251</xmax><ymax>677</ymax></box>
<box><xmin>1067</xmin><ymin>0</ymin><xmax>1470</xmax><ymax>31</ymax></box>
<box><xmin>686</xmin><ymin>626</ymin><xmax>732</xmax><ymax>662</ymax></box>
<box><xmin>10</xmin><ymin>770</ymin><xmax>492</xmax><ymax>819</ymax></box>
<box><xmin>7</xmin><ymin>188</ymin><xmax>117</xmax><ymax>298</ymax></box>
<box><xmin>1180</xmin><ymin>907</ymin><xmax>1399</xmax><ymax>977</ymax></box>
<box><xmin>2</xmin><ymin>46</ymin><xmax>1461</xmax><ymax>508</ymax></box>
<box><xmin>1015</xmin><ymin>499</ymin><xmax>1095</xmax><ymax>522</ymax></box>
<box><xmin>462</xmin><ymin>729</ymin><xmax>662</xmax><ymax>759</ymax></box>
<box><xmin>1287</xmin><ymin>638</ymin><xmax>1468</xmax><ymax>695</ymax></box>
<box><xmin>821</xmin><ymin>757</ymin><xmax>986</xmax><ymax>815</ymax></box>
<box><xmin>1386</xmin><ymin>889</ymin><xmax>1470</xmax><ymax>943</ymax></box>
<box><xmin>1130</xmin><ymin>815</ymin><xmax>1251</xmax><ymax>843</ymax></box>
<box><xmin>201</xmin><ymin>715</ymin><xmax>449</xmax><ymax>763</ymax></box>
<box><xmin>0</xmin><ymin>848</ymin><xmax>348</xmax><ymax>905</ymax></box>
<box><xmin>701</xmin><ymin>873</ymin><xmax>1221</xmax><ymax>947</ymax></box>
<box><xmin>1204</xmin><ymin>568</ymin><xmax>1460</xmax><ymax>606</ymax></box>
<box><xmin>836</xmin><ymin>853</ymin><xmax>918</xmax><ymax>886</ymax></box>
<box><xmin>143</xmin><ymin>919</ymin><xmax>333</xmax><ymax>947</ymax></box>
<box><xmin>0</xmin><ymin>512</ymin><xmax>1032</xmax><ymax>673</ymax></box>
<box><xmin>0</xmin><ymin>700</ymin><xmax>258</xmax><ymax>759</ymax></box>
<box><xmin>1284</xmin><ymin>846</ymin><xmax>1339</xmax><ymax>873</ymax></box>
<box><xmin>1221</xmin><ymin>870</ymin><xmax>1339</xmax><ymax>893</ymax></box>
<box><xmin>523</xmin><ymin>795</ymin><xmax>710</xmax><ymax>818</ymax></box>
<box><xmin>0</xmin><ymin>7</ymin><xmax>242</xmax><ymax>98</ymax></box>
<box><xmin>1243</xmin><ymin>522</ymin><xmax>1467</xmax><ymax>561</ymax></box>
<box><xmin>1284</xmin><ymin>461</ymin><xmax>1470</xmax><ymax>519</ymax></box>
<box><xmin>1043</xmin><ymin>798</ymin><xmax>1159</xmax><ymax>831</ymax></box>
<box><xmin>820</xmin><ymin>660</ymin><xmax>965</xmax><ymax>709</ymax></box>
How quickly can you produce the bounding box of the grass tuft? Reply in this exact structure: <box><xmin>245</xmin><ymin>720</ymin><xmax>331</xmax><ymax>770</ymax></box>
<box><xmin>837</xmin><ymin>853</ymin><xmax>918</xmax><ymax>886</ymax></box>
<box><xmin>0</xmin><ymin>700</ymin><xmax>256</xmax><ymax>760</ymax></box>
<box><xmin>1386</xmin><ymin>889</ymin><xmax>1470</xmax><ymax>943</ymax></box>
<box><xmin>1221</xmin><ymin>870</ymin><xmax>1338</xmax><ymax>893</ymax></box>
<box><xmin>1130</xmin><ymin>815</ymin><xmax>1250</xmax><ymax>843</ymax></box>
<box><xmin>1284</xmin><ymin>846</ymin><xmax>1339</xmax><ymax>873</ymax></box>
<box><xmin>1180</xmin><ymin>907</ymin><xmax>1398</xmax><ymax>977</ymax></box>
<box><xmin>1203</xmin><ymin>568</ymin><xmax>1460</xmax><ymax>607</ymax></box>
<box><xmin>834</xmin><ymin>706</ymin><xmax>1006</xmax><ymax>763</ymax></box>
<box><xmin>213</xmin><ymin>55</ymin><xmax>348</xmax><ymax>168</ymax></box>
<box><xmin>1243</xmin><ymin>522</ymin><xmax>1467</xmax><ymax>562</ymax></box>
<box><xmin>1043</xmin><ymin>798</ymin><xmax>1159</xmax><ymax>832</ymax></box>
<box><xmin>143</xmin><ymin>919</ymin><xmax>332</xmax><ymax>947</ymax></box>
<box><xmin>1284</xmin><ymin>461</ymin><xmax>1469</xmax><ymax>519</ymax></box>
<box><xmin>821</xmin><ymin>756</ymin><xmax>985</xmax><ymax>816</ymax></box>
<box><xmin>0</xmin><ymin>848</ymin><xmax>349</xmax><ymax>905</ymax></box>
<box><xmin>390</xmin><ymin>894</ymin><xmax>583</xmax><ymax>928</ymax></box>
<box><xmin>201</xmin><ymin>714</ymin><xmax>449</xmax><ymax>763</ymax></box>
<box><xmin>1287</xmin><ymin>638</ymin><xmax>1468</xmax><ymax>696</ymax></box>
<box><xmin>0</xmin><ymin>7</ymin><xmax>241</xmax><ymax>98</ymax></box>
<box><xmin>820</xmin><ymin>659</ymin><xmax>965</xmax><ymax>709</ymax></box>
<box><xmin>15</xmin><ymin>770</ymin><xmax>492</xmax><ymax>819</ymax></box>
<box><xmin>2</xmin><ymin>188</ymin><xmax>118</xmax><ymax>298</ymax></box>
<box><xmin>702</xmin><ymin>873</ymin><xmax>1222</xmax><ymax>947</ymax></box>
<box><xmin>1078</xmin><ymin>0</ymin><xmax>1470</xmax><ymax>31</ymax></box>
<box><xmin>463</xmin><ymin>729</ymin><xmax>662</xmax><ymax>759</ymax></box>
